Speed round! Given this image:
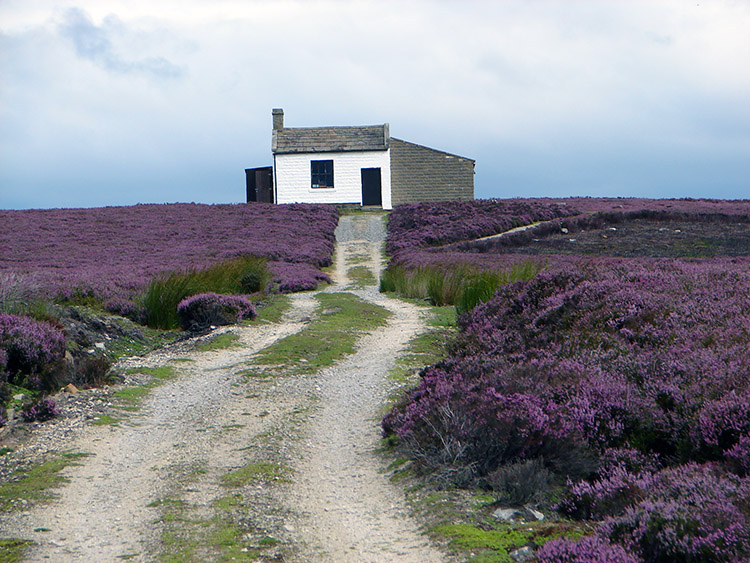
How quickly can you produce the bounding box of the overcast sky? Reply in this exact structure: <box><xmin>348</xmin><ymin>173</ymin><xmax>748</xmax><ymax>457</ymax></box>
<box><xmin>1</xmin><ymin>0</ymin><xmax>749</xmax><ymax>210</ymax></box>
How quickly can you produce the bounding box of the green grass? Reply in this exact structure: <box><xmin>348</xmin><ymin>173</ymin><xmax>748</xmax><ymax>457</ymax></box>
<box><xmin>220</xmin><ymin>462</ymin><xmax>291</xmax><ymax>488</ymax></box>
<box><xmin>113</xmin><ymin>366</ymin><xmax>176</xmax><ymax>411</ymax></box>
<box><xmin>433</xmin><ymin>523</ymin><xmax>531</xmax><ymax>562</ymax></box>
<box><xmin>347</xmin><ymin>265</ymin><xmax>376</xmax><ymax>288</ymax></box>
<box><xmin>92</xmin><ymin>414</ymin><xmax>121</xmax><ymax>426</ymax></box>
<box><xmin>154</xmin><ymin>487</ymin><xmax>283</xmax><ymax>562</ymax></box>
<box><xmin>396</xmin><ymin>477</ymin><xmax>591</xmax><ymax>563</ymax></box>
<box><xmin>432</xmin><ymin>520</ymin><xmax>591</xmax><ymax>562</ymax></box>
<box><xmin>250</xmin><ymin>292</ymin><xmax>390</xmax><ymax>376</ymax></box>
<box><xmin>252</xmin><ymin>294</ymin><xmax>291</xmax><ymax>324</ymax></box>
<box><xmin>195</xmin><ymin>332</ymin><xmax>240</xmax><ymax>352</ymax></box>
<box><xmin>380</xmin><ymin>260</ymin><xmax>544</xmax><ymax>311</ymax></box>
<box><xmin>0</xmin><ymin>538</ymin><xmax>34</xmax><ymax>562</ymax></box>
<box><xmin>0</xmin><ymin>452</ymin><xmax>92</xmax><ymax>512</ymax></box>
<box><xmin>143</xmin><ymin>256</ymin><xmax>270</xmax><ymax>329</ymax></box>
<box><xmin>387</xmin><ymin>306</ymin><xmax>456</xmax><ymax>387</ymax></box>
<box><xmin>336</xmin><ymin>205</ymin><xmax>388</xmax><ymax>216</ymax></box>
<box><xmin>345</xmin><ymin>252</ymin><xmax>371</xmax><ymax>265</ymax></box>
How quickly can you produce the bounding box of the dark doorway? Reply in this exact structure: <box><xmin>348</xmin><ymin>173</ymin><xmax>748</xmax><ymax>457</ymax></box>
<box><xmin>361</xmin><ymin>168</ymin><xmax>382</xmax><ymax>207</ymax></box>
<box><xmin>245</xmin><ymin>167</ymin><xmax>274</xmax><ymax>203</ymax></box>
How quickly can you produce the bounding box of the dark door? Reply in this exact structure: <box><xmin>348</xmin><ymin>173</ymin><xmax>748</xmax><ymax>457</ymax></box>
<box><xmin>361</xmin><ymin>168</ymin><xmax>382</xmax><ymax>207</ymax></box>
<box><xmin>245</xmin><ymin>167</ymin><xmax>273</xmax><ymax>203</ymax></box>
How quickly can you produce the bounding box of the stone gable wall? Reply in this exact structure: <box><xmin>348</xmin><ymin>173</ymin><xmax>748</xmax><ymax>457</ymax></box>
<box><xmin>389</xmin><ymin>139</ymin><xmax>474</xmax><ymax>206</ymax></box>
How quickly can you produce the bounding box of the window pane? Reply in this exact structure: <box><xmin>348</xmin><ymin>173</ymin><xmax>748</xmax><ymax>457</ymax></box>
<box><xmin>311</xmin><ymin>160</ymin><xmax>333</xmax><ymax>188</ymax></box>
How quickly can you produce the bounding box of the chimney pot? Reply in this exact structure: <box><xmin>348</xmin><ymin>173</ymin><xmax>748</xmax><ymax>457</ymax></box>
<box><xmin>272</xmin><ymin>108</ymin><xmax>284</xmax><ymax>131</ymax></box>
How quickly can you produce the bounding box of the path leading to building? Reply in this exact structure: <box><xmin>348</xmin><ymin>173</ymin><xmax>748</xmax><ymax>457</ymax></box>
<box><xmin>1</xmin><ymin>212</ymin><xmax>447</xmax><ymax>563</ymax></box>
<box><xmin>284</xmin><ymin>214</ymin><xmax>445</xmax><ymax>562</ymax></box>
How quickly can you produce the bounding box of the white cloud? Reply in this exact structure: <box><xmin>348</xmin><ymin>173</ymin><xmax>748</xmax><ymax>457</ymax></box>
<box><xmin>1</xmin><ymin>0</ymin><xmax>749</xmax><ymax>208</ymax></box>
<box><xmin>56</xmin><ymin>7</ymin><xmax>185</xmax><ymax>78</ymax></box>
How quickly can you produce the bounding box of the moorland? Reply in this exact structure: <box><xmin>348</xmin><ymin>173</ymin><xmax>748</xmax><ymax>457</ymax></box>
<box><xmin>1</xmin><ymin>197</ymin><xmax>749</xmax><ymax>562</ymax></box>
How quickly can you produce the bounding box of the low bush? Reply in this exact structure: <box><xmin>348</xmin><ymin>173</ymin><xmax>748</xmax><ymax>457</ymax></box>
<box><xmin>486</xmin><ymin>458</ymin><xmax>554</xmax><ymax>506</ymax></box>
<box><xmin>536</xmin><ymin>535</ymin><xmax>639</xmax><ymax>563</ymax></box>
<box><xmin>143</xmin><ymin>256</ymin><xmax>267</xmax><ymax>329</ymax></box>
<box><xmin>0</xmin><ymin>382</ymin><xmax>10</xmax><ymax>427</ymax></box>
<box><xmin>0</xmin><ymin>313</ymin><xmax>66</xmax><ymax>385</ymax></box>
<box><xmin>0</xmin><ymin>382</ymin><xmax>12</xmax><ymax>405</ymax></box>
<box><xmin>177</xmin><ymin>293</ymin><xmax>256</xmax><ymax>332</ymax></box>
<box><xmin>20</xmin><ymin>398</ymin><xmax>60</xmax><ymax>422</ymax></box>
<box><xmin>601</xmin><ymin>464</ymin><xmax>750</xmax><ymax>562</ymax></box>
<box><xmin>104</xmin><ymin>298</ymin><xmax>146</xmax><ymax>324</ymax></box>
<box><xmin>268</xmin><ymin>261</ymin><xmax>331</xmax><ymax>293</ymax></box>
<box><xmin>557</xmin><ymin>466</ymin><xmax>653</xmax><ymax>521</ymax></box>
<box><xmin>73</xmin><ymin>355</ymin><xmax>112</xmax><ymax>388</ymax></box>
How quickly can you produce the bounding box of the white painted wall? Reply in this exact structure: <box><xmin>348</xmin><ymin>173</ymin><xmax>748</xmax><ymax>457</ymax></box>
<box><xmin>274</xmin><ymin>149</ymin><xmax>392</xmax><ymax>209</ymax></box>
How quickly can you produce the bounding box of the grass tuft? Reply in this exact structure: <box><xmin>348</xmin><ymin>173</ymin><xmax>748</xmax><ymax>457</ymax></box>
<box><xmin>347</xmin><ymin>265</ymin><xmax>377</xmax><ymax>288</ymax></box>
<box><xmin>195</xmin><ymin>332</ymin><xmax>240</xmax><ymax>352</ymax></box>
<box><xmin>0</xmin><ymin>538</ymin><xmax>34</xmax><ymax>563</ymax></box>
<box><xmin>250</xmin><ymin>292</ymin><xmax>390</xmax><ymax>376</ymax></box>
<box><xmin>432</xmin><ymin>523</ymin><xmax>531</xmax><ymax>562</ymax></box>
<box><xmin>113</xmin><ymin>366</ymin><xmax>176</xmax><ymax>410</ymax></box>
<box><xmin>380</xmin><ymin>260</ymin><xmax>543</xmax><ymax>312</ymax></box>
<box><xmin>220</xmin><ymin>462</ymin><xmax>291</xmax><ymax>488</ymax></box>
<box><xmin>143</xmin><ymin>256</ymin><xmax>269</xmax><ymax>329</ymax></box>
<box><xmin>0</xmin><ymin>453</ymin><xmax>92</xmax><ymax>512</ymax></box>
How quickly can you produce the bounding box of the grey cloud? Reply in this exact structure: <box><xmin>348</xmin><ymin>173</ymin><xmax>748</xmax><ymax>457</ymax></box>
<box><xmin>58</xmin><ymin>7</ymin><xmax>184</xmax><ymax>79</ymax></box>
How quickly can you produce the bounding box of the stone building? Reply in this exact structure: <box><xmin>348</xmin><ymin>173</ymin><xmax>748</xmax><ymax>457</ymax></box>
<box><xmin>246</xmin><ymin>109</ymin><xmax>474</xmax><ymax>209</ymax></box>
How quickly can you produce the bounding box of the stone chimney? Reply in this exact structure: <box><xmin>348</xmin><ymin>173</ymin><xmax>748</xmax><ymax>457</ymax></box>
<box><xmin>272</xmin><ymin>108</ymin><xmax>284</xmax><ymax>131</ymax></box>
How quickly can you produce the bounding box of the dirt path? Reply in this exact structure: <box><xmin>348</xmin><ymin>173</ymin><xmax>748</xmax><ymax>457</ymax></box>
<box><xmin>2</xmin><ymin>297</ymin><xmax>318</xmax><ymax>561</ymax></box>
<box><xmin>2</xmin><ymin>213</ymin><xmax>447</xmax><ymax>562</ymax></box>
<box><xmin>284</xmin><ymin>214</ymin><xmax>445</xmax><ymax>562</ymax></box>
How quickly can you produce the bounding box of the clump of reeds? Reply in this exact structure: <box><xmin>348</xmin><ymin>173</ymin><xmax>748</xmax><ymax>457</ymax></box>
<box><xmin>142</xmin><ymin>256</ymin><xmax>270</xmax><ymax>329</ymax></box>
<box><xmin>380</xmin><ymin>259</ymin><xmax>542</xmax><ymax>313</ymax></box>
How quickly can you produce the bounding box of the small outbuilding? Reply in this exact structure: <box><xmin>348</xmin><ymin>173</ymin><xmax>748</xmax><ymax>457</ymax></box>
<box><xmin>247</xmin><ymin>109</ymin><xmax>475</xmax><ymax>209</ymax></box>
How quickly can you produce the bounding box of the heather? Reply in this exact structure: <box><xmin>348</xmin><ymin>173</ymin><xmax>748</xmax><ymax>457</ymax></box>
<box><xmin>0</xmin><ymin>313</ymin><xmax>66</xmax><ymax>386</ymax></box>
<box><xmin>384</xmin><ymin>198</ymin><xmax>750</xmax><ymax>307</ymax></box>
<box><xmin>0</xmin><ymin>203</ymin><xmax>338</xmax><ymax>304</ymax></box>
<box><xmin>141</xmin><ymin>256</ymin><xmax>267</xmax><ymax>329</ymax></box>
<box><xmin>20</xmin><ymin>398</ymin><xmax>60</xmax><ymax>423</ymax></box>
<box><xmin>176</xmin><ymin>293</ymin><xmax>256</xmax><ymax>333</ymax></box>
<box><xmin>386</xmin><ymin>198</ymin><xmax>578</xmax><ymax>254</ymax></box>
<box><xmin>386</xmin><ymin>198</ymin><xmax>750</xmax><ymax>257</ymax></box>
<box><xmin>452</xmin><ymin>208</ymin><xmax>750</xmax><ymax>257</ymax></box>
<box><xmin>383</xmin><ymin>257</ymin><xmax>750</xmax><ymax>560</ymax></box>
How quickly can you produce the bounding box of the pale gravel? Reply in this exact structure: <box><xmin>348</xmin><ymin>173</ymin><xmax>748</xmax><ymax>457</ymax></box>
<box><xmin>283</xmin><ymin>214</ymin><xmax>446</xmax><ymax>562</ymax></box>
<box><xmin>1</xmin><ymin>212</ymin><xmax>448</xmax><ymax>563</ymax></box>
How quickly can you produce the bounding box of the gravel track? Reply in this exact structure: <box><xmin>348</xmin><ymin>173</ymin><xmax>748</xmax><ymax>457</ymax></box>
<box><xmin>2</xmin><ymin>299</ymin><xmax>317</xmax><ymax>562</ymax></box>
<box><xmin>284</xmin><ymin>214</ymin><xmax>445</xmax><ymax>562</ymax></box>
<box><xmin>1</xmin><ymin>212</ymin><xmax>447</xmax><ymax>562</ymax></box>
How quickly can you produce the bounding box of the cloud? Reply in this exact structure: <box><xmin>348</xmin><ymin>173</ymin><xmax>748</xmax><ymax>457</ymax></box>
<box><xmin>57</xmin><ymin>7</ymin><xmax>184</xmax><ymax>79</ymax></box>
<box><xmin>1</xmin><ymin>1</ymin><xmax>748</xmax><ymax>209</ymax></box>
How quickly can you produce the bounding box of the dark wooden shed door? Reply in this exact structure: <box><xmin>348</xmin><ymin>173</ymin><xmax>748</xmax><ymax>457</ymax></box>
<box><xmin>361</xmin><ymin>168</ymin><xmax>382</xmax><ymax>207</ymax></box>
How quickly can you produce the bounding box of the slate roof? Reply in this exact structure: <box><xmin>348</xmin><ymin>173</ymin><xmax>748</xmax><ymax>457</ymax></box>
<box><xmin>272</xmin><ymin>124</ymin><xmax>389</xmax><ymax>154</ymax></box>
